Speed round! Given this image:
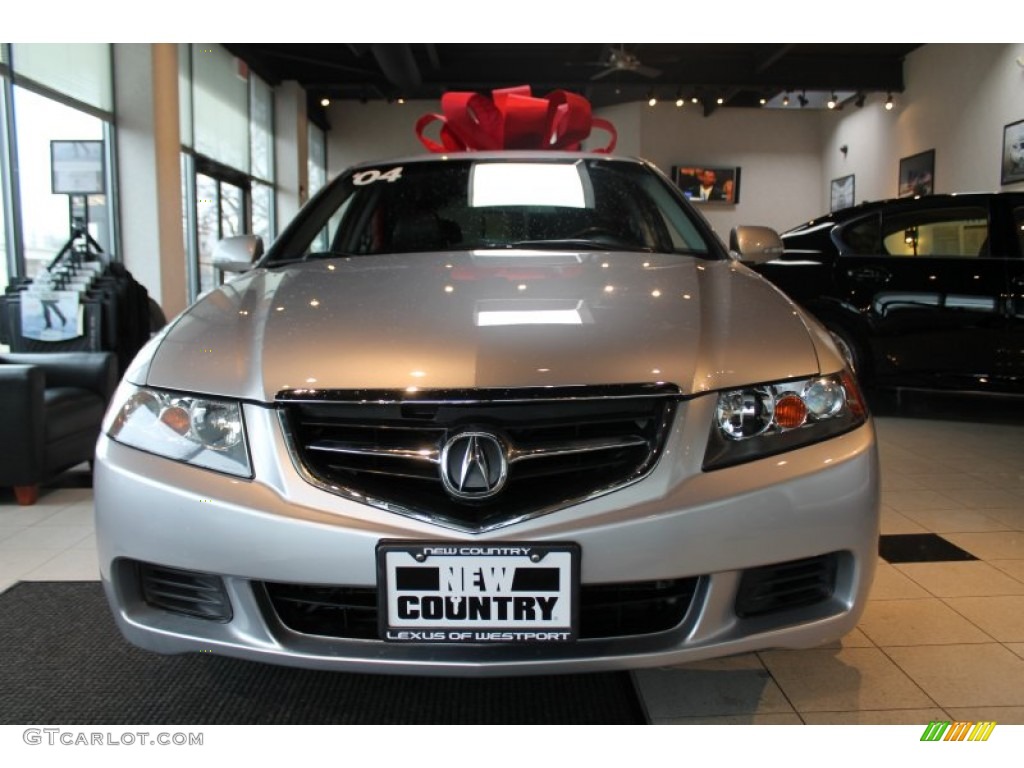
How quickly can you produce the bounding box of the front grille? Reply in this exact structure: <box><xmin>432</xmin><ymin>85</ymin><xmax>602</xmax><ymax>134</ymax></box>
<box><xmin>137</xmin><ymin>562</ymin><xmax>233</xmax><ymax>622</ymax></box>
<box><xmin>734</xmin><ymin>553</ymin><xmax>839</xmax><ymax>618</ymax></box>
<box><xmin>278</xmin><ymin>386</ymin><xmax>678</xmax><ymax>531</ymax></box>
<box><xmin>262</xmin><ymin>577</ymin><xmax>699</xmax><ymax>641</ymax></box>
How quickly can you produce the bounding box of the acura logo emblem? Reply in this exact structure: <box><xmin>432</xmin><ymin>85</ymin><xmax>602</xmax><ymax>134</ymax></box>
<box><xmin>440</xmin><ymin>431</ymin><xmax>508</xmax><ymax>500</ymax></box>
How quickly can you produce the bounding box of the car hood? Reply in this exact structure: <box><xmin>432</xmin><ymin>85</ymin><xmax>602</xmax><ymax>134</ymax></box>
<box><xmin>142</xmin><ymin>251</ymin><xmax>821</xmax><ymax>401</ymax></box>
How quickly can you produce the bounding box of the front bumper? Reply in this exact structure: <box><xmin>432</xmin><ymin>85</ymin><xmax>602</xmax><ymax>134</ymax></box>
<box><xmin>94</xmin><ymin>395</ymin><xmax>880</xmax><ymax>676</ymax></box>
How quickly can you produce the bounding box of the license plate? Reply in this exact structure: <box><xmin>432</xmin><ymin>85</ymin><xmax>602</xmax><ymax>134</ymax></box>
<box><xmin>377</xmin><ymin>541</ymin><xmax>579</xmax><ymax>643</ymax></box>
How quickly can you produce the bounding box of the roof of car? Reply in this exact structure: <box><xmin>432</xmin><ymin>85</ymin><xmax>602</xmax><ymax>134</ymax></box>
<box><xmin>785</xmin><ymin>191</ymin><xmax>1024</xmax><ymax>234</ymax></box>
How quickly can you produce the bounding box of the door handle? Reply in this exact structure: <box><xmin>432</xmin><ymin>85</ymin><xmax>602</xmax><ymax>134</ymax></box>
<box><xmin>847</xmin><ymin>267</ymin><xmax>891</xmax><ymax>283</ymax></box>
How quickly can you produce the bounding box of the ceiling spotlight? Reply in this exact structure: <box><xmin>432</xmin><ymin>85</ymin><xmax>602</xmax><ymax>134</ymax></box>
<box><xmin>759</xmin><ymin>97</ymin><xmax>767</xmax><ymax>106</ymax></box>
<box><xmin>320</xmin><ymin>97</ymin><xmax>330</xmax><ymax>107</ymax></box>
<box><xmin>827</xmin><ymin>93</ymin><xmax>837</xmax><ymax>110</ymax></box>
<box><xmin>716</xmin><ymin>97</ymin><xmax>724</xmax><ymax>105</ymax></box>
<box><xmin>691</xmin><ymin>96</ymin><xmax>699</xmax><ymax>104</ymax></box>
<box><xmin>782</xmin><ymin>92</ymin><xmax>790</xmax><ymax>107</ymax></box>
<box><xmin>648</xmin><ymin>92</ymin><xmax>657</xmax><ymax>107</ymax></box>
<box><xmin>885</xmin><ymin>93</ymin><xmax>894</xmax><ymax>111</ymax></box>
<box><xmin>397</xmin><ymin>97</ymin><xmax>405</xmax><ymax>105</ymax></box>
<box><xmin>675</xmin><ymin>96</ymin><xmax>684</xmax><ymax>107</ymax></box>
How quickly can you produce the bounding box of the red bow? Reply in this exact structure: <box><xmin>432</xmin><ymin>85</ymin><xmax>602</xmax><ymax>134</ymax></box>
<box><xmin>415</xmin><ymin>86</ymin><xmax>617</xmax><ymax>154</ymax></box>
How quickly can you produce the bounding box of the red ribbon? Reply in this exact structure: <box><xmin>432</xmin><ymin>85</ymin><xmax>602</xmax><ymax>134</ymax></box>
<box><xmin>416</xmin><ymin>86</ymin><xmax>617</xmax><ymax>154</ymax></box>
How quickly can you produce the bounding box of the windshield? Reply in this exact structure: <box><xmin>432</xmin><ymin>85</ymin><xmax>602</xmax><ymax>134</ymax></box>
<box><xmin>265</xmin><ymin>157</ymin><xmax>717</xmax><ymax>264</ymax></box>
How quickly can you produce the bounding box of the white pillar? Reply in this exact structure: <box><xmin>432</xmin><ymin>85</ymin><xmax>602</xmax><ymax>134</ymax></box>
<box><xmin>113</xmin><ymin>43</ymin><xmax>188</xmax><ymax>319</ymax></box>
<box><xmin>274</xmin><ymin>81</ymin><xmax>308</xmax><ymax>225</ymax></box>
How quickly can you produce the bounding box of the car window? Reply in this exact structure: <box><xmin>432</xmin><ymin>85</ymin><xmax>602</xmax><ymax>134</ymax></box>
<box><xmin>266</xmin><ymin>158</ymin><xmax>716</xmax><ymax>264</ymax></box>
<box><xmin>837</xmin><ymin>214</ymin><xmax>881</xmax><ymax>255</ymax></box>
<box><xmin>880</xmin><ymin>207</ymin><xmax>989</xmax><ymax>258</ymax></box>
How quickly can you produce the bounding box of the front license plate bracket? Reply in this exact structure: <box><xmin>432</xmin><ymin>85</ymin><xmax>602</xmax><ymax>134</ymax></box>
<box><xmin>376</xmin><ymin>541</ymin><xmax>580</xmax><ymax>643</ymax></box>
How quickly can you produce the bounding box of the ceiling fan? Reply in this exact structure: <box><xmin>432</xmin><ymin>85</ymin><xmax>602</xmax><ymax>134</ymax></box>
<box><xmin>585</xmin><ymin>45</ymin><xmax>662</xmax><ymax>80</ymax></box>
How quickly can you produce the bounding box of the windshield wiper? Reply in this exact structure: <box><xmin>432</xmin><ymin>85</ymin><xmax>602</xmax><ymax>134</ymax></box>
<box><xmin>500</xmin><ymin>239</ymin><xmax>654</xmax><ymax>253</ymax></box>
<box><xmin>306</xmin><ymin>250</ymin><xmax>361</xmax><ymax>260</ymax></box>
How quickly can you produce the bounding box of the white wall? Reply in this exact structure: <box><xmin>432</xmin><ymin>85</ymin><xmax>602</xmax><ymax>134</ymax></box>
<box><xmin>821</xmin><ymin>43</ymin><xmax>1024</xmax><ymax>206</ymax></box>
<box><xmin>327</xmin><ymin>100</ymin><xmax>438</xmax><ymax>177</ymax></box>
<box><xmin>632</xmin><ymin>104</ymin><xmax>823</xmax><ymax>235</ymax></box>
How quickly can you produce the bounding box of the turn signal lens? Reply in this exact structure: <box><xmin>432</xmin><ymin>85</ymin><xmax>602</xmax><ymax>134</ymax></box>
<box><xmin>774</xmin><ymin>394</ymin><xmax>808</xmax><ymax>430</ymax></box>
<box><xmin>159</xmin><ymin>406</ymin><xmax>191</xmax><ymax>435</ymax></box>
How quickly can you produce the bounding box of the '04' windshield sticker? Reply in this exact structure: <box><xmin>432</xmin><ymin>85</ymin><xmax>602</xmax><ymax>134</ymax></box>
<box><xmin>352</xmin><ymin>166</ymin><xmax>403</xmax><ymax>185</ymax></box>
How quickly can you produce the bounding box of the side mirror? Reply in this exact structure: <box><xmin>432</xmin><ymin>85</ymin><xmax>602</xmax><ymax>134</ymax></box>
<box><xmin>728</xmin><ymin>226</ymin><xmax>784</xmax><ymax>264</ymax></box>
<box><xmin>213</xmin><ymin>235</ymin><xmax>264</xmax><ymax>273</ymax></box>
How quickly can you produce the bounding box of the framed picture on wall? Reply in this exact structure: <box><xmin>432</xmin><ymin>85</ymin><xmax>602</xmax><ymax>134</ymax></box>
<box><xmin>1001</xmin><ymin>119</ymin><xmax>1024</xmax><ymax>185</ymax></box>
<box><xmin>673</xmin><ymin>165</ymin><xmax>740</xmax><ymax>204</ymax></box>
<box><xmin>898</xmin><ymin>150</ymin><xmax>935</xmax><ymax>197</ymax></box>
<box><xmin>830</xmin><ymin>175</ymin><xmax>855</xmax><ymax>212</ymax></box>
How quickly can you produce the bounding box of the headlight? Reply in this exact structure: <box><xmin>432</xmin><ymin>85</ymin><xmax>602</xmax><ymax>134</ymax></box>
<box><xmin>703</xmin><ymin>371</ymin><xmax>866</xmax><ymax>470</ymax></box>
<box><xmin>107</xmin><ymin>385</ymin><xmax>252</xmax><ymax>477</ymax></box>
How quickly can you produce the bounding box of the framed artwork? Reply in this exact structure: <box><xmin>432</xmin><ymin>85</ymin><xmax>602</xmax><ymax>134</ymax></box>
<box><xmin>673</xmin><ymin>165</ymin><xmax>741</xmax><ymax>204</ymax></box>
<box><xmin>830</xmin><ymin>174</ymin><xmax>855</xmax><ymax>212</ymax></box>
<box><xmin>898</xmin><ymin>150</ymin><xmax>935</xmax><ymax>197</ymax></box>
<box><xmin>50</xmin><ymin>140</ymin><xmax>105</xmax><ymax>195</ymax></box>
<box><xmin>1001</xmin><ymin>119</ymin><xmax>1024</xmax><ymax>185</ymax></box>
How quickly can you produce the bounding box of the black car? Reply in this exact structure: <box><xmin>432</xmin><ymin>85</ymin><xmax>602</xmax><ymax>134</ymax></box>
<box><xmin>742</xmin><ymin>193</ymin><xmax>1024</xmax><ymax>396</ymax></box>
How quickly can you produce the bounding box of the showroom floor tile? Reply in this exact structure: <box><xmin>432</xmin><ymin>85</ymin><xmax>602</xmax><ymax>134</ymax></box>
<box><xmin>2</xmin><ymin>402</ymin><xmax>1024</xmax><ymax>725</ymax></box>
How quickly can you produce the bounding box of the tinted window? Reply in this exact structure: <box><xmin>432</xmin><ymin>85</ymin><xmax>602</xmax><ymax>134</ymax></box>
<box><xmin>880</xmin><ymin>207</ymin><xmax>989</xmax><ymax>258</ymax></box>
<box><xmin>838</xmin><ymin>214</ymin><xmax>881</xmax><ymax>255</ymax></box>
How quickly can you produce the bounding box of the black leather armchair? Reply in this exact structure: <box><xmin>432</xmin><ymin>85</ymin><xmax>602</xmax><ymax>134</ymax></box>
<box><xmin>0</xmin><ymin>352</ymin><xmax>118</xmax><ymax>505</ymax></box>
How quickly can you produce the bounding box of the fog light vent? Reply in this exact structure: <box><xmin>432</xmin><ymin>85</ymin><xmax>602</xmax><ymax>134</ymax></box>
<box><xmin>735</xmin><ymin>553</ymin><xmax>839</xmax><ymax>618</ymax></box>
<box><xmin>138</xmin><ymin>562</ymin><xmax>232</xmax><ymax>622</ymax></box>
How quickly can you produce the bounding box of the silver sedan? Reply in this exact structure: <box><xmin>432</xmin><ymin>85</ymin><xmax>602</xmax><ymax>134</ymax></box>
<box><xmin>95</xmin><ymin>153</ymin><xmax>879</xmax><ymax>675</ymax></box>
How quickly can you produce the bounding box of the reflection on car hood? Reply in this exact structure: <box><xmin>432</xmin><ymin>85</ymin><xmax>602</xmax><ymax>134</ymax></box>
<box><xmin>143</xmin><ymin>251</ymin><xmax>819</xmax><ymax>401</ymax></box>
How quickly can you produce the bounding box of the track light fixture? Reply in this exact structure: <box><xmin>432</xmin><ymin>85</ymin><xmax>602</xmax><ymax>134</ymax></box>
<box><xmin>716</xmin><ymin>96</ymin><xmax>724</xmax><ymax>105</ymax></box>
<box><xmin>648</xmin><ymin>92</ymin><xmax>657</xmax><ymax>107</ymax></box>
<box><xmin>885</xmin><ymin>93</ymin><xmax>894</xmax><ymax>111</ymax></box>
<box><xmin>827</xmin><ymin>93</ymin><xmax>837</xmax><ymax>110</ymax></box>
<box><xmin>782</xmin><ymin>92</ymin><xmax>790</xmax><ymax>107</ymax></box>
<box><xmin>675</xmin><ymin>90</ymin><xmax>684</xmax><ymax>107</ymax></box>
<box><xmin>691</xmin><ymin>96</ymin><xmax>699</xmax><ymax>105</ymax></box>
<box><xmin>320</xmin><ymin>97</ymin><xmax>330</xmax><ymax>107</ymax></box>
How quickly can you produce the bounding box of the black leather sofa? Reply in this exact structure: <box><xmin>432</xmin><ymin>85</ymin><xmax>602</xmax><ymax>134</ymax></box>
<box><xmin>0</xmin><ymin>352</ymin><xmax>118</xmax><ymax>505</ymax></box>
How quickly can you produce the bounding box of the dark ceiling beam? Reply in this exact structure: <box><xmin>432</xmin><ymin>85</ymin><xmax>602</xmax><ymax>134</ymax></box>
<box><xmin>371</xmin><ymin>44</ymin><xmax>422</xmax><ymax>90</ymax></box>
<box><xmin>754</xmin><ymin>44</ymin><xmax>794</xmax><ymax>73</ymax></box>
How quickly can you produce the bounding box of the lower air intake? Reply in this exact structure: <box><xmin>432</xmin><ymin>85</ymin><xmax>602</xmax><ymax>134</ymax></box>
<box><xmin>734</xmin><ymin>553</ymin><xmax>839</xmax><ymax>619</ymax></box>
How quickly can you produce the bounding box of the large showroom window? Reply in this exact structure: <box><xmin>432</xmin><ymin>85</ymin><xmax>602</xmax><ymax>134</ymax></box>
<box><xmin>195</xmin><ymin>167</ymin><xmax>246</xmax><ymax>295</ymax></box>
<box><xmin>13</xmin><ymin>87</ymin><xmax>109</xmax><ymax>278</ymax></box>
<box><xmin>180</xmin><ymin>44</ymin><xmax>276</xmax><ymax>302</ymax></box>
<box><xmin>0</xmin><ymin>43</ymin><xmax>116</xmax><ymax>292</ymax></box>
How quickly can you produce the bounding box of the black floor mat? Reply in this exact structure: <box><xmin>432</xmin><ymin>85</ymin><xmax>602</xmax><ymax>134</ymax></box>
<box><xmin>0</xmin><ymin>581</ymin><xmax>645</xmax><ymax>725</ymax></box>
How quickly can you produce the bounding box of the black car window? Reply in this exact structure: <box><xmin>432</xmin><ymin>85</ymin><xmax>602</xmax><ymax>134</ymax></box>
<box><xmin>837</xmin><ymin>214</ymin><xmax>881</xmax><ymax>255</ymax></box>
<box><xmin>880</xmin><ymin>207</ymin><xmax>989</xmax><ymax>258</ymax></box>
